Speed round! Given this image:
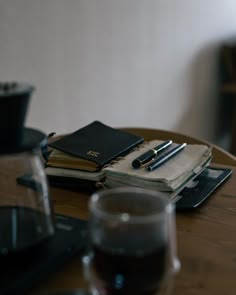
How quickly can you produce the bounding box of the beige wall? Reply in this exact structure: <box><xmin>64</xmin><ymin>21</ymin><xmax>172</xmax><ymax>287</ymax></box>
<box><xmin>1</xmin><ymin>0</ymin><xmax>236</xmax><ymax>144</ymax></box>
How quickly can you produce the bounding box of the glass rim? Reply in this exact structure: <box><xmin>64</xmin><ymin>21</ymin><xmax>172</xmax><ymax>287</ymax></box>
<box><xmin>89</xmin><ymin>187</ymin><xmax>174</xmax><ymax>223</ymax></box>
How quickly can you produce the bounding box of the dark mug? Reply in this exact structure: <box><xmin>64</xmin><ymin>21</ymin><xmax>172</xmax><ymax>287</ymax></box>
<box><xmin>0</xmin><ymin>82</ymin><xmax>34</xmax><ymax>145</ymax></box>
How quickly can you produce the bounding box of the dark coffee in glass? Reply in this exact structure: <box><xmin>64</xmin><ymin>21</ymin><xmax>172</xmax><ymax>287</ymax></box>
<box><xmin>92</xmin><ymin>243</ymin><xmax>167</xmax><ymax>295</ymax></box>
<box><xmin>82</xmin><ymin>187</ymin><xmax>180</xmax><ymax>295</ymax></box>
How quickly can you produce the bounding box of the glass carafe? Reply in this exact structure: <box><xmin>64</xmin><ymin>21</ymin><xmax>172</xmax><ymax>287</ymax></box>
<box><xmin>0</xmin><ymin>140</ymin><xmax>54</xmax><ymax>255</ymax></box>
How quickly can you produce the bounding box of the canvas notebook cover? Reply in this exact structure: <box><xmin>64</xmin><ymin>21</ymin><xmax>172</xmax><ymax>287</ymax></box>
<box><xmin>103</xmin><ymin>140</ymin><xmax>212</xmax><ymax>192</ymax></box>
<box><xmin>48</xmin><ymin>121</ymin><xmax>144</xmax><ymax>172</ymax></box>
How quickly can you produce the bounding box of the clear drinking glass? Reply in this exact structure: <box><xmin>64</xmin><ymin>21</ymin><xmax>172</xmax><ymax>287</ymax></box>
<box><xmin>82</xmin><ymin>187</ymin><xmax>180</xmax><ymax>295</ymax></box>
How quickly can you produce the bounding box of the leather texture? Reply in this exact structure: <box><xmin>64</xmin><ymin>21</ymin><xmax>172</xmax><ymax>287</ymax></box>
<box><xmin>49</xmin><ymin>121</ymin><xmax>144</xmax><ymax>167</ymax></box>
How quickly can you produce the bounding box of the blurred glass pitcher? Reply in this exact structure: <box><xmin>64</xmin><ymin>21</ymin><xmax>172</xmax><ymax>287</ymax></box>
<box><xmin>0</xmin><ymin>82</ymin><xmax>54</xmax><ymax>255</ymax></box>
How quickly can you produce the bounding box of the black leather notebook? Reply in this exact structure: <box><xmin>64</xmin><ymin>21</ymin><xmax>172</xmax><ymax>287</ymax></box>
<box><xmin>48</xmin><ymin>121</ymin><xmax>144</xmax><ymax>171</ymax></box>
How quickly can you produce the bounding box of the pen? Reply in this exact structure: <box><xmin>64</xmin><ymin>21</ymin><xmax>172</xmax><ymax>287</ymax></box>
<box><xmin>146</xmin><ymin>142</ymin><xmax>187</xmax><ymax>172</ymax></box>
<box><xmin>132</xmin><ymin>140</ymin><xmax>173</xmax><ymax>168</ymax></box>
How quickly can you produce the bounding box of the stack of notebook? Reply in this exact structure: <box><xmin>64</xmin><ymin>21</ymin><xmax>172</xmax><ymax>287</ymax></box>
<box><xmin>45</xmin><ymin>121</ymin><xmax>212</xmax><ymax>198</ymax></box>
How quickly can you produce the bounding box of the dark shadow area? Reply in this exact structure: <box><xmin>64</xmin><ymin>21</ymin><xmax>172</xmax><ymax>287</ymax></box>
<box><xmin>216</xmin><ymin>40</ymin><xmax>236</xmax><ymax>154</ymax></box>
<box><xmin>176</xmin><ymin>37</ymin><xmax>236</xmax><ymax>154</ymax></box>
<box><xmin>176</xmin><ymin>42</ymin><xmax>220</xmax><ymax>144</ymax></box>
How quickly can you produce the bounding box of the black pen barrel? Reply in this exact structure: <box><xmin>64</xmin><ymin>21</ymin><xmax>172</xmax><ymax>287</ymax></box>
<box><xmin>147</xmin><ymin>143</ymin><xmax>186</xmax><ymax>172</ymax></box>
<box><xmin>132</xmin><ymin>150</ymin><xmax>155</xmax><ymax>168</ymax></box>
<box><xmin>132</xmin><ymin>140</ymin><xmax>172</xmax><ymax>168</ymax></box>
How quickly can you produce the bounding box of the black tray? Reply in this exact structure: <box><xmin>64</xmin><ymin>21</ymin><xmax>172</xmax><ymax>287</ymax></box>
<box><xmin>0</xmin><ymin>214</ymin><xmax>88</xmax><ymax>295</ymax></box>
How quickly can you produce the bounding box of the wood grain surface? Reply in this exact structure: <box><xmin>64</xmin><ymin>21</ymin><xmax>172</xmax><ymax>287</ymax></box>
<box><xmin>2</xmin><ymin>128</ymin><xmax>236</xmax><ymax>295</ymax></box>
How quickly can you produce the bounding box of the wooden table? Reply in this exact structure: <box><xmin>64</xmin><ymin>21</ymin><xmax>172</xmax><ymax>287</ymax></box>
<box><xmin>13</xmin><ymin>129</ymin><xmax>236</xmax><ymax>294</ymax></box>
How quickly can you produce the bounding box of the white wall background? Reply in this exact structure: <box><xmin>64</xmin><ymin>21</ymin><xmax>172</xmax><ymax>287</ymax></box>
<box><xmin>1</xmin><ymin>0</ymin><xmax>236</xmax><ymax>145</ymax></box>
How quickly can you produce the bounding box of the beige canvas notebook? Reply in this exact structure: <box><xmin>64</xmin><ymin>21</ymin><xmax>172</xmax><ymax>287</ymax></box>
<box><xmin>103</xmin><ymin>140</ymin><xmax>212</xmax><ymax>192</ymax></box>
